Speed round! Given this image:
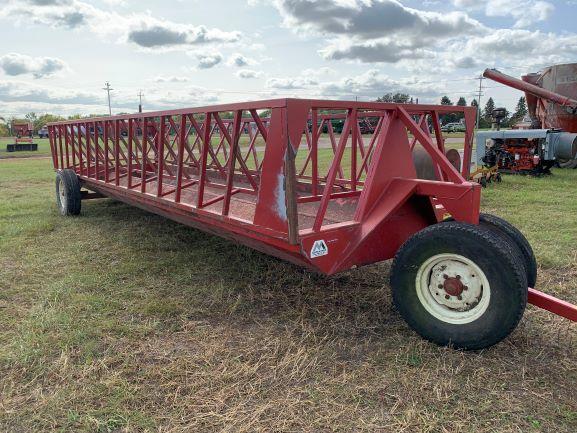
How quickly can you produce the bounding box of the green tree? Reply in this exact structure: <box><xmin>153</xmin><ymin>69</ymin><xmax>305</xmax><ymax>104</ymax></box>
<box><xmin>511</xmin><ymin>97</ymin><xmax>528</xmax><ymax>123</ymax></box>
<box><xmin>440</xmin><ymin>96</ymin><xmax>457</xmax><ymax>123</ymax></box>
<box><xmin>35</xmin><ymin>113</ymin><xmax>64</xmax><ymax>130</ymax></box>
<box><xmin>440</xmin><ymin>96</ymin><xmax>453</xmax><ymax>105</ymax></box>
<box><xmin>483</xmin><ymin>97</ymin><xmax>495</xmax><ymax>121</ymax></box>
<box><xmin>376</xmin><ymin>92</ymin><xmax>411</xmax><ymax>103</ymax></box>
<box><xmin>25</xmin><ymin>112</ymin><xmax>37</xmax><ymax>123</ymax></box>
<box><xmin>0</xmin><ymin>116</ymin><xmax>8</xmax><ymax>137</ymax></box>
<box><xmin>455</xmin><ymin>97</ymin><xmax>467</xmax><ymax>120</ymax></box>
<box><xmin>469</xmin><ymin>99</ymin><xmax>489</xmax><ymax>128</ymax></box>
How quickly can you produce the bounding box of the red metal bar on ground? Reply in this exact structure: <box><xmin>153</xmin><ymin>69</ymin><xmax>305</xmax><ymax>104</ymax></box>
<box><xmin>528</xmin><ymin>288</ymin><xmax>577</xmax><ymax>322</ymax></box>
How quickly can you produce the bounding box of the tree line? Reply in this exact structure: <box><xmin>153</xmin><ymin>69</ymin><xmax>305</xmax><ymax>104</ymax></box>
<box><xmin>375</xmin><ymin>92</ymin><xmax>528</xmax><ymax>128</ymax></box>
<box><xmin>0</xmin><ymin>112</ymin><xmax>110</xmax><ymax>137</ymax></box>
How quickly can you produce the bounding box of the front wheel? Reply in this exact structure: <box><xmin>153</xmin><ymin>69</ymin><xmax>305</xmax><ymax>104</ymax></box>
<box><xmin>55</xmin><ymin>169</ymin><xmax>81</xmax><ymax>216</ymax></box>
<box><xmin>391</xmin><ymin>222</ymin><xmax>527</xmax><ymax>350</ymax></box>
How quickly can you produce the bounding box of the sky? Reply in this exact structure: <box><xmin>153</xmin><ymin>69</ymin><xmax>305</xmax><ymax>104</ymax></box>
<box><xmin>0</xmin><ymin>0</ymin><xmax>576</xmax><ymax>117</ymax></box>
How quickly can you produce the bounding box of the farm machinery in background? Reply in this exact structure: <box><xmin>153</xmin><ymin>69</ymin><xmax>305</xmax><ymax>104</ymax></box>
<box><xmin>6</xmin><ymin>121</ymin><xmax>38</xmax><ymax>152</ymax></box>
<box><xmin>475</xmin><ymin>64</ymin><xmax>577</xmax><ymax>180</ymax></box>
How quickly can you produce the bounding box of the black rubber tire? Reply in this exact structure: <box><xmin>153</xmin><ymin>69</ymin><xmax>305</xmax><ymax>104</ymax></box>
<box><xmin>558</xmin><ymin>158</ymin><xmax>577</xmax><ymax>169</ymax></box>
<box><xmin>390</xmin><ymin>222</ymin><xmax>528</xmax><ymax>350</ymax></box>
<box><xmin>477</xmin><ymin>213</ymin><xmax>537</xmax><ymax>288</ymax></box>
<box><xmin>442</xmin><ymin>214</ymin><xmax>537</xmax><ymax>288</ymax></box>
<box><xmin>55</xmin><ymin>169</ymin><xmax>81</xmax><ymax>216</ymax></box>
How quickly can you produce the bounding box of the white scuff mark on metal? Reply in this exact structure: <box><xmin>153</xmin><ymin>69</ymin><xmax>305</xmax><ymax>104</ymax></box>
<box><xmin>275</xmin><ymin>172</ymin><xmax>287</xmax><ymax>221</ymax></box>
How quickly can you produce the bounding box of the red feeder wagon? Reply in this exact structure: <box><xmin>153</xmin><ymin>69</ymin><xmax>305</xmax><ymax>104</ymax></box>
<box><xmin>47</xmin><ymin>99</ymin><xmax>577</xmax><ymax>349</ymax></box>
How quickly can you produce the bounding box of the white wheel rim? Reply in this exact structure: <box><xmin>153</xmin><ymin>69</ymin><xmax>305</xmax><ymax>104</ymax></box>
<box><xmin>415</xmin><ymin>253</ymin><xmax>490</xmax><ymax>324</ymax></box>
<box><xmin>58</xmin><ymin>177</ymin><xmax>67</xmax><ymax>210</ymax></box>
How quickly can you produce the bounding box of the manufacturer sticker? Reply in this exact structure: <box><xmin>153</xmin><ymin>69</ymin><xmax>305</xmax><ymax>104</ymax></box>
<box><xmin>310</xmin><ymin>240</ymin><xmax>328</xmax><ymax>258</ymax></box>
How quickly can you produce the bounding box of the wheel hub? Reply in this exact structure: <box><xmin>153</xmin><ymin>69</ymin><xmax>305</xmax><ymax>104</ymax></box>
<box><xmin>428</xmin><ymin>258</ymin><xmax>485</xmax><ymax>312</ymax></box>
<box><xmin>416</xmin><ymin>253</ymin><xmax>491</xmax><ymax>324</ymax></box>
<box><xmin>443</xmin><ymin>276</ymin><xmax>464</xmax><ymax>297</ymax></box>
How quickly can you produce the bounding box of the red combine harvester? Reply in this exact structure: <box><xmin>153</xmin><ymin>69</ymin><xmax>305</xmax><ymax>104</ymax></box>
<box><xmin>478</xmin><ymin>65</ymin><xmax>577</xmax><ymax>174</ymax></box>
<box><xmin>47</xmin><ymin>99</ymin><xmax>577</xmax><ymax>349</ymax></box>
<box><xmin>7</xmin><ymin>121</ymin><xmax>38</xmax><ymax>152</ymax></box>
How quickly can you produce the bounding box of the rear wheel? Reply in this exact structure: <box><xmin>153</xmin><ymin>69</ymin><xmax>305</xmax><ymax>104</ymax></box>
<box><xmin>55</xmin><ymin>169</ymin><xmax>81</xmax><ymax>216</ymax></box>
<box><xmin>391</xmin><ymin>222</ymin><xmax>527</xmax><ymax>350</ymax></box>
<box><xmin>444</xmin><ymin>213</ymin><xmax>537</xmax><ymax>288</ymax></box>
<box><xmin>478</xmin><ymin>213</ymin><xmax>537</xmax><ymax>287</ymax></box>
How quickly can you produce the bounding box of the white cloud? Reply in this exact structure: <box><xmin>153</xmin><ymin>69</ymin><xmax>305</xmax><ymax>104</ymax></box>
<box><xmin>235</xmin><ymin>69</ymin><xmax>263</xmax><ymax>79</ymax></box>
<box><xmin>451</xmin><ymin>0</ymin><xmax>554</xmax><ymax>28</ymax></box>
<box><xmin>320</xmin><ymin>37</ymin><xmax>433</xmax><ymax>63</ymax></box>
<box><xmin>126</xmin><ymin>21</ymin><xmax>240</xmax><ymax>49</ymax></box>
<box><xmin>0</xmin><ymin>52</ymin><xmax>68</xmax><ymax>78</ymax></box>
<box><xmin>266</xmin><ymin>69</ymin><xmax>441</xmax><ymax>99</ymax></box>
<box><xmin>0</xmin><ymin>79</ymin><xmax>224</xmax><ymax>117</ymax></box>
<box><xmin>195</xmin><ymin>52</ymin><xmax>223</xmax><ymax>69</ymax></box>
<box><xmin>0</xmin><ymin>79</ymin><xmax>103</xmax><ymax>106</ymax></box>
<box><xmin>1</xmin><ymin>0</ymin><xmax>242</xmax><ymax>51</ymax></box>
<box><xmin>227</xmin><ymin>53</ymin><xmax>256</xmax><ymax>67</ymax></box>
<box><xmin>271</xmin><ymin>0</ymin><xmax>487</xmax><ymax>64</ymax></box>
<box><xmin>444</xmin><ymin>29</ymin><xmax>577</xmax><ymax>70</ymax></box>
<box><xmin>274</xmin><ymin>0</ymin><xmax>486</xmax><ymax>40</ymax></box>
<box><xmin>151</xmin><ymin>75</ymin><xmax>190</xmax><ymax>83</ymax></box>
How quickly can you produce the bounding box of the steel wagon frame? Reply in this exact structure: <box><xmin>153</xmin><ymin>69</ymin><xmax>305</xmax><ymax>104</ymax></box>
<box><xmin>47</xmin><ymin>98</ymin><xmax>576</xmax><ymax>323</ymax></box>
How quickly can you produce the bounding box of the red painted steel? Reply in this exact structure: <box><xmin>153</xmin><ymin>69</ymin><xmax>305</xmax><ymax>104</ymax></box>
<box><xmin>11</xmin><ymin>121</ymin><xmax>34</xmax><ymax>143</ymax></box>
<box><xmin>47</xmin><ymin>98</ymin><xmax>575</xmax><ymax>322</ymax></box>
<box><xmin>528</xmin><ymin>288</ymin><xmax>577</xmax><ymax>322</ymax></box>
<box><xmin>484</xmin><ymin>66</ymin><xmax>577</xmax><ymax>132</ymax></box>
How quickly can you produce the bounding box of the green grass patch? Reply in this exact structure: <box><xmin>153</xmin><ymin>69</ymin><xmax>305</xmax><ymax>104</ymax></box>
<box><xmin>0</xmin><ymin>157</ymin><xmax>576</xmax><ymax>432</ymax></box>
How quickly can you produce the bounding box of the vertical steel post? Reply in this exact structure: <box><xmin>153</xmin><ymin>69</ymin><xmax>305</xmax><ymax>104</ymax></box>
<box><xmin>94</xmin><ymin>122</ymin><xmax>100</xmax><ymax>180</ymax></box>
<box><xmin>351</xmin><ymin>109</ymin><xmax>358</xmax><ymax>190</ymax></box>
<box><xmin>222</xmin><ymin>110</ymin><xmax>242</xmax><ymax>216</ymax></box>
<box><xmin>63</xmin><ymin>125</ymin><xmax>70</xmax><ymax>168</ymax></box>
<box><xmin>57</xmin><ymin>125</ymin><xmax>64</xmax><ymax>169</ymax></box>
<box><xmin>156</xmin><ymin>116</ymin><xmax>166</xmax><ymax>197</ymax></box>
<box><xmin>141</xmin><ymin>118</ymin><xmax>148</xmax><ymax>193</ymax></box>
<box><xmin>197</xmin><ymin>113</ymin><xmax>211</xmax><ymax>208</ymax></box>
<box><xmin>48</xmin><ymin>126</ymin><xmax>57</xmax><ymax>169</ymax></box>
<box><xmin>114</xmin><ymin>119</ymin><xmax>120</xmax><ymax>186</ymax></box>
<box><xmin>285</xmin><ymin>142</ymin><xmax>299</xmax><ymax>245</ymax></box>
<box><xmin>128</xmin><ymin>118</ymin><xmax>133</xmax><ymax>188</ymax></box>
<box><xmin>85</xmin><ymin>122</ymin><xmax>91</xmax><ymax>178</ymax></box>
<box><xmin>311</xmin><ymin>109</ymin><xmax>318</xmax><ymax>196</ymax></box>
<box><xmin>103</xmin><ymin>121</ymin><xmax>109</xmax><ymax>182</ymax></box>
<box><xmin>175</xmin><ymin>115</ymin><xmax>186</xmax><ymax>202</ymax></box>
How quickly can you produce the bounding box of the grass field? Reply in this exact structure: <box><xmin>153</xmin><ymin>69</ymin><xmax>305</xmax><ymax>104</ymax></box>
<box><xmin>1</xmin><ymin>158</ymin><xmax>576</xmax><ymax>432</ymax></box>
<box><xmin>0</xmin><ymin>137</ymin><xmax>52</xmax><ymax>159</ymax></box>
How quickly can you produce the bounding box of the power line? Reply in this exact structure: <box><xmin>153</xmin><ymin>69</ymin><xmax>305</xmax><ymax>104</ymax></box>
<box><xmin>103</xmin><ymin>81</ymin><xmax>113</xmax><ymax>116</ymax></box>
<box><xmin>476</xmin><ymin>75</ymin><xmax>484</xmax><ymax>127</ymax></box>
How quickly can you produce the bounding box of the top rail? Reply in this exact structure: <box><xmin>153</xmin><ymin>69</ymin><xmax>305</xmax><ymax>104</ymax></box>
<box><xmin>47</xmin><ymin>98</ymin><xmax>476</xmax><ymax>126</ymax></box>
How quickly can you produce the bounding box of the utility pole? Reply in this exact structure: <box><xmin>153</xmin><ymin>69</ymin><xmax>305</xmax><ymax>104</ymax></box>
<box><xmin>476</xmin><ymin>75</ymin><xmax>484</xmax><ymax>128</ymax></box>
<box><xmin>103</xmin><ymin>81</ymin><xmax>113</xmax><ymax>116</ymax></box>
<box><xmin>138</xmin><ymin>90</ymin><xmax>144</xmax><ymax>113</ymax></box>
